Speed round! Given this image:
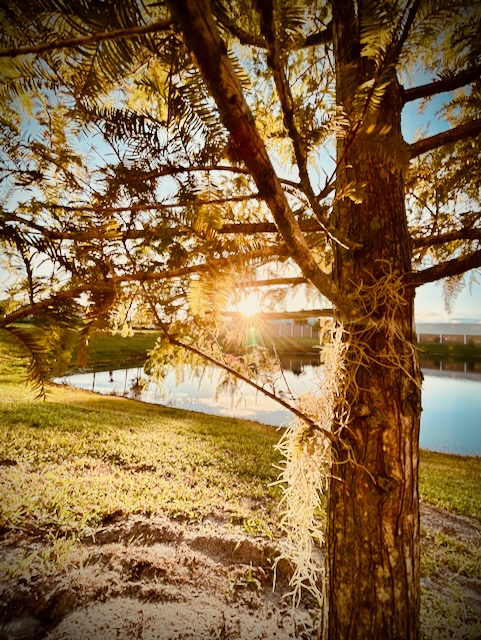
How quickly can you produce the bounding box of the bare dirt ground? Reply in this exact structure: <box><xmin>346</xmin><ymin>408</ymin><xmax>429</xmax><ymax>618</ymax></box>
<box><xmin>0</xmin><ymin>502</ymin><xmax>479</xmax><ymax>640</ymax></box>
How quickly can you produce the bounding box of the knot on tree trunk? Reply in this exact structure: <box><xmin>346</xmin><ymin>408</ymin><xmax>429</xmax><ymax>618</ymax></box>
<box><xmin>374</xmin><ymin>474</ymin><xmax>398</xmax><ymax>493</ymax></box>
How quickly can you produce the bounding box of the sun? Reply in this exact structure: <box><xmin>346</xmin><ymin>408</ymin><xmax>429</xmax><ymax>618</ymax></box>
<box><xmin>236</xmin><ymin>292</ymin><xmax>262</xmax><ymax>317</ymax></box>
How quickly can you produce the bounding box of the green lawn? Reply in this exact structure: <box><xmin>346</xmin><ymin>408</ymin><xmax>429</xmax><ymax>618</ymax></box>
<box><xmin>0</xmin><ymin>331</ymin><xmax>282</xmax><ymax>537</ymax></box>
<box><xmin>73</xmin><ymin>328</ymin><xmax>162</xmax><ymax>372</ymax></box>
<box><xmin>419</xmin><ymin>450</ymin><xmax>480</xmax><ymax>517</ymax></box>
<box><xmin>1</xmin><ymin>327</ymin><xmax>479</xmax><ymax>537</ymax></box>
<box><xmin>74</xmin><ymin>329</ymin><xmax>323</xmax><ymax>373</ymax></box>
<box><xmin>419</xmin><ymin>342</ymin><xmax>481</xmax><ymax>364</ymax></box>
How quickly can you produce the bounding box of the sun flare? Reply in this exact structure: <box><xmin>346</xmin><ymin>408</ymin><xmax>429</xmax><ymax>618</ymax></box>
<box><xmin>236</xmin><ymin>292</ymin><xmax>262</xmax><ymax>317</ymax></box>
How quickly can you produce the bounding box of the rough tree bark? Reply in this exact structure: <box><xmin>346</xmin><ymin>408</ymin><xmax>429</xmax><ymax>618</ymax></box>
<box><xmin>325</xmin><ymin>2</ymin><xmax>423</xmax><ymax>638</ymax></box>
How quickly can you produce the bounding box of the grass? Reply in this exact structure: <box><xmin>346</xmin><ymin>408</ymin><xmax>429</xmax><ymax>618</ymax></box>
<box><xmin>72</xmin><ymin>328</ymin><xmax>161</xmax><ymax>372</ymax></box>
<box><xmin>419</xmin><ymin>342</ymin><xmax>481</xmax><ymax>364</ymax></box>
<box><xmin>419</xmin><ymin>450</ymin><xmax>480</xmax><ymax>518</ymax></box>
<box><xmin>76</xmin><ymin>329</ymin><xmax>323</xmax><ymax>373</ymax></box>
<box><xmin>0</xmin><ymin>330</ymin><xmax>282</xmax><ymax>537</ymax></box>
<box><xmin>266</xmin><ymin>335</ymin><xmax>320</xmax><ymax>353</ymax></box>
<box><xmin>421</xmin><ymin>529</ymin><xmax>479</xmax><ymax>578</ymax></box>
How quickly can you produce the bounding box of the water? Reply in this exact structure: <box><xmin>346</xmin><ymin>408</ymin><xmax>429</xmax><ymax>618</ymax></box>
<box><xmin>420</xmin><ymin>376</ymin><xmax>480</xmax><ymax>455</ymax></box>
<box><xmin>57</xmin><ymin>358</ymin><xmax>481</xmax><ymax>456</ymax></box>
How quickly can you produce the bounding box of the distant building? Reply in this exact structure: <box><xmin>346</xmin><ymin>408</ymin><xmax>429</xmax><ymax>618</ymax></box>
<box><xmin>266</xmin><ymin>319</ymin><xmax>481</xmax><ymax>347</ymax></box>
<box><xmin>268</xmin><ymin>318</ymin><xmax>320</xmax><ymax>339</ymax></box>
<box><xmin>415</xmin><ymin>322</ymin><xmax>481</xmax><ymax>347</ymax></box>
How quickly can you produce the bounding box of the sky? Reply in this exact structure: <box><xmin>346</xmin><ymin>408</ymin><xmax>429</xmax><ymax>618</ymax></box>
<box><xmin>415</xmin><ymin>281</ymin><xmax>480</xmax><ymax>323</ymax></box>
<box><xmin>280</xmin><ymin>280</ymin><xmax>481</xmax><ymax>324</ymax></box>
<box><xmin>401</xmin><ymin>74</ymin><xmax>480</xmax><ymax>323</ymax></box>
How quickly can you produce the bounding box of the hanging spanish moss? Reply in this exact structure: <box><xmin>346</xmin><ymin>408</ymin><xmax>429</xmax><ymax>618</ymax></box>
<box><xmin>272</xmin><ymin>324</ymin><xmax>348</xmax><ymax>606</ymax></box>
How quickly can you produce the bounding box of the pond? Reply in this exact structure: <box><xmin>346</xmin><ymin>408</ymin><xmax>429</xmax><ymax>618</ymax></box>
<box><xmin>57</xmin><ymin>356</ymin><xmax>481</xmax><ymax>457</ymax></box>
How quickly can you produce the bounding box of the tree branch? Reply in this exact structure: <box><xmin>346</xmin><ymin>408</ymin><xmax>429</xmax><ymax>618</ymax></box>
<box><xmin>8</xmin><ymin>215</ymin><xmax>294</xmax><ymax>242</ymax></box>
<box><xmin>402</xmin><ymin>65</ymin><xmax>481</xmax><ymax>104</ymax></box>
<box><xmin>219</xmin><ymin>22</ymin><xmax>265</xmax><ymax>48</ymax></box>
<box><xmin>408</xmin><ymin>119</ymin><xmax>481</xmax><ymax>159</ymax></box>
<box><xmin>46</xmin><ymin>193</ymin><xmax>259</xmax><ymax>214</ymax></box>
<box><xmin>130</xmin><ymin>163</ymin><xmax>302</xmax><ymax>191</ymax></box>
<box><xmin>6</xmin><ymin>212</ymin><xmax>326</xmax><ymax>242</ymax></box>
<box><xmin>165</xmin><ymin>0</ymin><xmax>343</xmax><ymax>308</ymax></box>
<box><xmin>255</xmin><ymin>0</ymin><xmax>308</xmax><ymax>181</ymax></box>
<box><xmin>377</xmin><ymin>0</ymin><xmax>423</xmax><ymax>78</ymax></box>
<box><xmin>405</xmin><ymin>250</ymin><xmax>481</xmax><ymax>287</ymax></box>
<box><xmin>219</xmin><ymin>17</ymin><xmax>332</xmax><ymax>49</ymax></box>
<box><xmin>224</xmin><ymin>309</ymin><xmax>333</xmax><ymax>320</ymax></box>
<box><xmin>0</xmin><ymin>284</ymin><xmax>95</xmax><ymax>328</ymax></box>
<box><xmin>412</xmin><ymin>227</ymin><xmax>481</xmax><ymax>249</ymax></box>
<box><xmin>219</xmin><ymin>221</ymin><xmax>279</xmax><ymax>234</ymax></box>
<box><xmin>238</xmin><ymin>277</ymin><xmax>307</xmax><ymax>287</ymax></box>
<box><xmin>219</xmin><ymin>220</ymin><xmax>323</xmax><ymax>234</ymax></box>
<box><xmin>0</xmin><ymin>20</ymin><xmax>171</xmax><ymax>58</ymax></box>
<box><xmin>303</xmin><ymin>24</ymin><xmax>333</xmax><ymax>47</ymax></box>
<box><xmin>164</xmin><ymin>332</ymin><xmax>337</xmax><ymax>444</ymax></box>
<box><xmin>115</xmin><ymin>247</ymin><xmax>286</xmax><ymax>284</ymax></box>
<box><xmin>0</xmin><ymin>247</ymin><xmax>287</xmax><ymax>328</ymax></box>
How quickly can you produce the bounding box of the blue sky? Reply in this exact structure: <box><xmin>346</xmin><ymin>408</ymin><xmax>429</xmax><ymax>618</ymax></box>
<box><xmin>404</xmin><ymin>94</ymin><xmax>480</xmax><ymax>322</ymax></box>
<box><xmin>401</xmin><ymin>76</ymin><xmax>480</xmax><ymax>322</ymax></box>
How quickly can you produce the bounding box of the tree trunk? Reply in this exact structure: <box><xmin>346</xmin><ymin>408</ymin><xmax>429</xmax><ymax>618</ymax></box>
<box><xmin>325</xmin><ymin>3</ymin><xmax>423</xmax><ymax>638</ymax></box>
<box><xmin>325</xmin><ymin>307</ymin><xmax>422</xmax><ymax>640</ymax></box>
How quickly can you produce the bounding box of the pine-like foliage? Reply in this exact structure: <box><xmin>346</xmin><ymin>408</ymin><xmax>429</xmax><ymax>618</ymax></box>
<box><xmin>0</xmin><ymin>0</ymin><xmax>479</xmax><ymax>455</ymax></box>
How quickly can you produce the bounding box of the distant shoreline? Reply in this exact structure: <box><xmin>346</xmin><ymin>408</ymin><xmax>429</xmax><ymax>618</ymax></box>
<box><xmin>64</xmin><ymin>329</ymin><xmax>480</xmax><ymax>375</ymax></box>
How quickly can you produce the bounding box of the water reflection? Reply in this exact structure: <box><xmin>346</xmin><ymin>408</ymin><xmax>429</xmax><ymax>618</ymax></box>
<box><xmin>420</xmin><ymin>357</ymin><xmax>481</xmax><ymax>380</ymax></box>
<box><xmin>57</xmin><ymin>355</ymin><xmax>480</xmax><ymax>456</ymax></box>
<box><xmin>277</xmin><ymin>354</ymin><xmax>322</xmax><ymax>375</ymax></box>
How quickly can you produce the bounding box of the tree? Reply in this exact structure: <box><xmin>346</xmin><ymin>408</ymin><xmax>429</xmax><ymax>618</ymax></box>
<box><xmin>0</xmin><ymin>1</ymin><xmax>480</xmax><ymax>638</ymax></box>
